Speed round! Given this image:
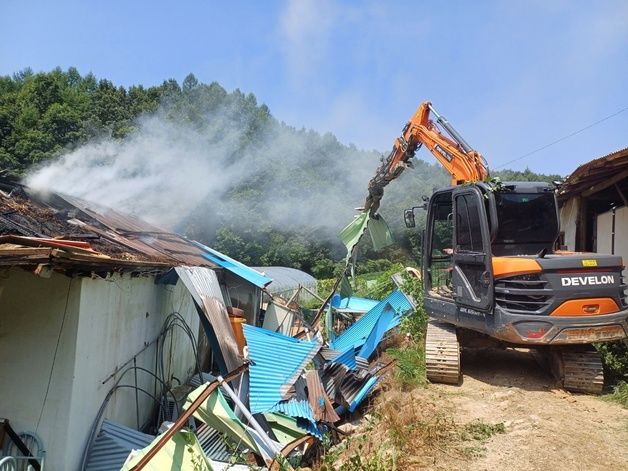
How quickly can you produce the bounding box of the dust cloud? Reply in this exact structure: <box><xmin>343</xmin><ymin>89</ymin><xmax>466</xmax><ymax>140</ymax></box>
<box><xmin>26</xmin><ymin>102</ymin><xmax>381</xmax><ymax>238</ymax></box>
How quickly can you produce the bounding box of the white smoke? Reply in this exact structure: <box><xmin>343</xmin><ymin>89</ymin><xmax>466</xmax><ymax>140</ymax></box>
<box><xmin>26</xmin><ymin>103</ymin><xmax>380</xmax><ymax>238</ymax></box>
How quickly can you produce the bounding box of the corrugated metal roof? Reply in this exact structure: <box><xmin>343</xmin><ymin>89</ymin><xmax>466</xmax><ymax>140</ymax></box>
<box><xmin>347</xmin><ymin>376</ymin><xmax>378</xmax><ymax>412</ymax></box>
<box><xmin>559</xmin><ymin>147</ymin><xmax>628</xmax><ymax>199</ymax></box>
<box><xmin>243</xmin><ymin>325</ymin><xmax>321</xmax><ymax>413</ymax></box>
<box><xmin>332</xmin><ymin>346</ymin><xmax>357</xmax><ymax>370</ymax></box>
<box><xmin>201</xmin><ymin>296</ymin><xmax>245</xmax><ymax>375</ymax></box>
<box><xmin>84</xmin><ymin>419</ymin><xmax>155</xmax><ymax>471</ymax></box>
<box><xmin>333</xmin><ymin>296</ymin><xmax>380</xmax><ymax>313</ymax></box>
<box><xmin>195</xmin><ymin>423</ymin><xmax>239</xmax><ymax>462</ymax></box>
<box><xmin>357</xmin><ymin>304</ymin><xmax>396</xmax><ymax>360</ymax></box>
<box><xmin>175</xmin><ymin>266</ymin><xmax>225</xmax><ymax>307</ymax></box>
<box><xmin>195</xmin><ymin>242</ymin><xmax>272</xmax><ymax>288</ymax></box>
<box><xmin>331</xmin><ymin>291</ymin><xmax>412</xmax><ymax>352</ymax></box>
<box><xmin>251</xmin><ymin>266</ymin><xmax>317</xmax><ymax>294</ymax></box>
<box><xmin>269</xmin><ymin>399</ymin><xmax>321</xmax><ymax>438</ymax></box>
<box><xmin>305</xmin><ymin>370</ymin><xmax>341</xmax><ymax>423</ymax></box>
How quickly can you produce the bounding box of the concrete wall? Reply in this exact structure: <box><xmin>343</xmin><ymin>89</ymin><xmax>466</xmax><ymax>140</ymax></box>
<box><xmin>0</xmin><ymin>268</ymin><xmax>200</xmax><ymax>470</ymax></box>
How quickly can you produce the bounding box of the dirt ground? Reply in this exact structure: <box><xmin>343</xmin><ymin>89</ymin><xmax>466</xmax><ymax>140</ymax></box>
<box><xmin>433</xmin><ymin>347</ymin><xmax>628</xmax><ymax>471</ymax></box>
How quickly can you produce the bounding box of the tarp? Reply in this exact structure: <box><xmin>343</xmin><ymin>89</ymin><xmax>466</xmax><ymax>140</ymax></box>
<box><xmin>184</xmin><ymin>384</ymin><xmax>259</xmax><ymax>453</ymax></box>
<box><xmin>121</xmin><ymin>429</ymin><xmax>213</xmax><ymax>471</ymax></box>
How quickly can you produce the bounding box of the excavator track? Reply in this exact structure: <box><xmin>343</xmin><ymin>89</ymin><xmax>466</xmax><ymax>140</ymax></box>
<box><xmin>425</xmin><ymin>321</ymin><xmax>461</xmax><ymax>385</ymax></box>
<box><xmin>546</xmin><ymin>347</ymin><xmax>604</xmax><ymax>395</ymax></box>
<box><xmin>560</xmin><ymin>349</ymin><xmax>605</xmax><ymax>395</ymax></box>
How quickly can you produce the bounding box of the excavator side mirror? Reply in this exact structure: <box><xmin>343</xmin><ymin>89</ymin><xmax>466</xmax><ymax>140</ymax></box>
<box><xmin>404</xmin><ymin>209</ymin><xmax>416</xmax><ymax>228</ymax></box>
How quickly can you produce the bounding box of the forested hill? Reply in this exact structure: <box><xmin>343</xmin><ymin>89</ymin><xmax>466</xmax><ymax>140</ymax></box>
<box><xmin>0</xmin><ymin>68</ymin><xmax>560</xmax><ymax>277</ymax></box>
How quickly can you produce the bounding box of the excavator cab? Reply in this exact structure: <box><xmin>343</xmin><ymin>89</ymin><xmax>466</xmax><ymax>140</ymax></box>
<box><xmin>380</xmin><ymin>100</ymin><xmax>627</xmax><ymax>392</ymax></box>
<box><xmin>421</xmin><ymin>185</ymin><xmax>494</xmax><ymax>325</ymax></box>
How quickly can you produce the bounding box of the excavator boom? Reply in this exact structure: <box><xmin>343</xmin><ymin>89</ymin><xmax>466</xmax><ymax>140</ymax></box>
<box><xmin>364</xmin><ymin>101</ymin><xmax>489</xmax><ymax>214</ymax></box>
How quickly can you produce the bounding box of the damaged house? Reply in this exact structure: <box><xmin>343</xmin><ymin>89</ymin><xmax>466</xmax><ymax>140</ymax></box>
<box><xmin>0</xmin><ymin>177</ymin><xmax>270</xmax><ymax>470</ymax></box>
<box><xmin>0</xmin><ymin>176</ymin><xmax>414</xmax><ymax>470</ymax></box>
<box><xmin>558</xmin><ymin>147</ymin><xmax>628</xmax><ymax>263</ymax></box>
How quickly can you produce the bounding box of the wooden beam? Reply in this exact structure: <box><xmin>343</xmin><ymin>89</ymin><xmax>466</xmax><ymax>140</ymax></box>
<box><xmin>582</xmin><ymin>168</ymin><xmax>628</xmax><ymax>197</ymax></box>
<box><xmin>614</xmin><ymin>183</ymin><xmax>628</xmax><ymax>207</ymax></box>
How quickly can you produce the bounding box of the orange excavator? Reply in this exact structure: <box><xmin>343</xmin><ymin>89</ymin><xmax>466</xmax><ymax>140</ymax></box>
<box><xmin>365</xmin><ymin>101</ymin><xmax>628</xmax><ymax>393</ymax></box>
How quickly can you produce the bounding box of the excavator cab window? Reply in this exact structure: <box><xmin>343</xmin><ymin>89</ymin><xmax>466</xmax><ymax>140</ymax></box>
<box><xmin>425</xmin><ymin>190</ymin><xmax>454</xmax><ymax>298</ymax></box>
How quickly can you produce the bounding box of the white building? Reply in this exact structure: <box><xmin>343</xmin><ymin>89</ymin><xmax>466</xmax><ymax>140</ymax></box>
<box><xmin>558</xmin><ymin>147</ymin><xmax>628</xmax><ymax>264</ymax></box>
<box><xmin>0</xmin><ymin>179</ymin><xmax>270</xmax><ymax>470</ymax></box>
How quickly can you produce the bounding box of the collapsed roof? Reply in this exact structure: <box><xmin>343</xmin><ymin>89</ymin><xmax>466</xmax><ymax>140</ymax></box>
<box><xmin>0</xmin><ymin>176</ymin><xmax>271</xmax><ymax>286</ymax></box>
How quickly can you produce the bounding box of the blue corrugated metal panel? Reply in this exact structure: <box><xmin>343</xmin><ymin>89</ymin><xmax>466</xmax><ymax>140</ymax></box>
<box><xmin>269</xmin><ymin>399</ymin><xmax>315</xmax><ymax>423</ymax></box>
<box><xmin>336</xmin><ymin>296</ymin><xmax>380</xmax><ymax>313</ymax></box>
<box><xmin>331</xmin><ymin>291</ymin><xmax>412</xmax><ymax>352</ymax></box>
<box><xmin>243</xmin><ymin>325</ymin><xmax>321</xmax><ymax>413</ymax></box>
<box><xmin>269</xmin><ymin>400</ymin><xmax>321</xmax><ymax>438</ymax></box>
<box><xmin>357</xmin><ymin>304</ymin><xmax>396</xmax><ymax>360</ymax></box>
<box><xmin>332</xmin><ymin>346</ymin><xmax>357</xmax><ymax>370</ymax></box>
<box><xmin>348</xmin><ymin>376</ymin><xmax>378</xmax><ymax>412</ymax></box>
<box><xmin>84</xmin><ymin>419</ymin><xmax>155</xmax><ymax>471</ymax></box>
<box><xmin>193</xmin><ymin>241</ymin><xmax>272</xmax><ymax>288</ymax></box>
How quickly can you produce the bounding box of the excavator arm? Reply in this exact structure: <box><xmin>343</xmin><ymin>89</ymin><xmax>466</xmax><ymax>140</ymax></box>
<box><xmin>364</xmin><ymin>101</ymin><xmax>489</xmax><ymax>214</ymax></box>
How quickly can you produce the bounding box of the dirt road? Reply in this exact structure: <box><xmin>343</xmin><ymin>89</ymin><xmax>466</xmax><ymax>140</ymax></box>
<box><xmin>435</xmin><ymin>347</ymin><xmax>628</xmax><ymax>471</ymax></box>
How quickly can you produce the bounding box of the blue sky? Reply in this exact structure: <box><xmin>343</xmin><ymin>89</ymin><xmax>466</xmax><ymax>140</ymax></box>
<box><xmin>1</xmin><ymin>0</ymin><xmax>626</xmax><ymax>176</ymax></box>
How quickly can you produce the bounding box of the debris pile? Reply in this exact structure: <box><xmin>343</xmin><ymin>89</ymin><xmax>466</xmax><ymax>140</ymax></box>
<box><xmin>110</xmin><ymin>285</ymin><xmax>413</xmax><ymax>470</ymax></box>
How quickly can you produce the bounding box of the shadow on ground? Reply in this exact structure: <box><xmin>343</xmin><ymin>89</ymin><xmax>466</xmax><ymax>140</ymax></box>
<box><xmin>460</xmin><ymin>347</ymin><xmax>559</xmax><ymax>392</ymax></box>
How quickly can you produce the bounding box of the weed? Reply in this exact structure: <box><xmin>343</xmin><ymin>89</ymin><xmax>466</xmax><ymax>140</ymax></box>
<box><xmin>462</xmin><ymin>420</ymin><xmax>506</xmax><ymax>443</ymax></box>
<box><xmin>604</xmin><ymin>381</ymin><xmax>628</xmax><ymax>409</ymax></box>
<box><xmin>596</xmin><ymin>341</ymin><xmax>628</xmax><ymax>384</ymax></box>
<box><xmin>387</xmin><ymin>344</ymin><xmax>426</xmax><ymax>388</ymax></box>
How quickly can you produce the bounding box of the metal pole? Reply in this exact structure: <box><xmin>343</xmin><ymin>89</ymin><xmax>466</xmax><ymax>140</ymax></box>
<box><xmin>611</xmin><ymin>206</ymin><xmax>616</xmax><ymax>254</ymax></box>
<box><xmin>218</xmin><ymin>377</ymin><xmax>281</xmax><ymax>454</ymax></box>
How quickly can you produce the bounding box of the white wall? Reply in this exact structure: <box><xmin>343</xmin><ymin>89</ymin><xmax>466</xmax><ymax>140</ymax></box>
<box><xmin>0</xmin><ymin>268</ymin><xmax>200</xmax><ymax>470</ymax></box>
<box><xmin>0</xmin><ymin>267</ymin><xmax>81</xmax><ymax>468</ymax></box>
<box><xmin>560</xmin><ymin>197</ymin><xmax>580</xmax><ymax>250</ymax></box>
<box><xmin>597</xmin><ymin>206</ymin><xmax>628</xmax><ymax>261</ymax></box>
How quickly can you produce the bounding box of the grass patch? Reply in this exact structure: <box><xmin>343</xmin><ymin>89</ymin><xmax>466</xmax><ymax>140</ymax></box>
<box><xmin>462</xmin><ymin>420</ymin><xmax>506</xmax><ymax>443</ymax></box>
<box><xmin>604</xmin><ymin>381</ymin><xmax>628</xmax><ymax>409</ymax></box>
<box><xmin>387</xmin><ymin>343</ymin><xmax>426</xmax><ymax>389</ymax></box>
